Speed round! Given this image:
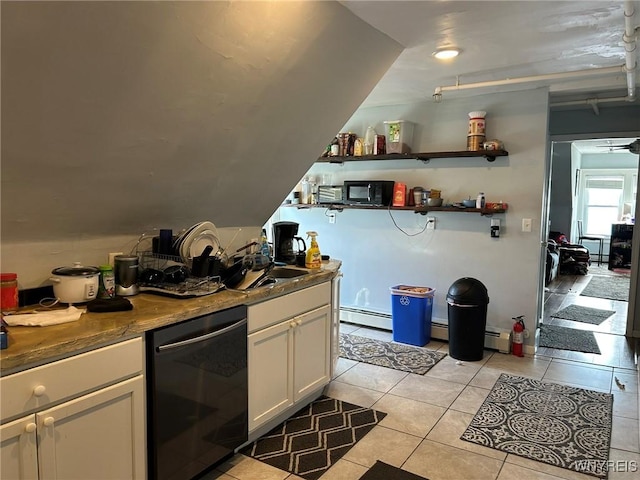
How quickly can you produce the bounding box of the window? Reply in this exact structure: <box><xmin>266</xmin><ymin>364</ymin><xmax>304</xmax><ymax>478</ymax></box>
<box><xmin>580</xmin><ymin>170</ymin><xmax>636</xmax><ymax>236</ymax></box>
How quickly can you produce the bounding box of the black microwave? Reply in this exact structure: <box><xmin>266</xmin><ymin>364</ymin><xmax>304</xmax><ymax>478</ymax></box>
<box><xmin>344</xmin><ymin>180</ymin><xmax>395</xmax><ymax>206</ymax></box>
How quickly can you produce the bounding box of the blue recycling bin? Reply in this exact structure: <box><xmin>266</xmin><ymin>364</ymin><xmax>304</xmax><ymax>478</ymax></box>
<box><xmin>390</xmin><ymin>285</ymin><xmax>435</xmax><ymax>346</ymax></box>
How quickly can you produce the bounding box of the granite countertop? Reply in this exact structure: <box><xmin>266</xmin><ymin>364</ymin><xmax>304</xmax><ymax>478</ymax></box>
<box><xmin>1</xmin><ymin>260</ymin><xmax>341</xmax><ymax>375</ymax></box>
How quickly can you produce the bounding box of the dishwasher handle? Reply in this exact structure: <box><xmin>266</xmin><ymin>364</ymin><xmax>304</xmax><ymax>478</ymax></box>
<box><xmin>156</xmin><ymin>318</ymin><xmax>247</xmax><ymax>352</ymax></box>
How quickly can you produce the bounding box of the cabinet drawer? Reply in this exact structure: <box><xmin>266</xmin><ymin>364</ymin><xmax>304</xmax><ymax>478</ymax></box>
<box><xmin>248</xmin><ymin>282</ymin><xmax>331</xmax><ymax>333</ymax></box>
<box><xmin>1</xmin><ymin>337</ymin><xmax>142</xmax><ymax>422</ymax></box>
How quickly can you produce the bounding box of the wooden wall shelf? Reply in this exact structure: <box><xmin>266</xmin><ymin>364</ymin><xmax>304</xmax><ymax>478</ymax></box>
<box><xmin>281</xmin><ymin>203</ymin><xmax>507</xmax><ymax>216</ymax></box>
<box><xmin>316</xmin><ymin>149</ymin><xmax>509</xmax><ymax>164</ymax></box>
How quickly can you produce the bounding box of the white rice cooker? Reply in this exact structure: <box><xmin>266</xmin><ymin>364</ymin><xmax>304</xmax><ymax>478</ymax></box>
<box><xmin>50</xmin><ymin>263</ymin><xmax>100</xmax><ymax>304</ymax></box>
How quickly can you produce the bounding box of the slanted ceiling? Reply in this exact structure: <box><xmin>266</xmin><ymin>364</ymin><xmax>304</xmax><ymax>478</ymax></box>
<box><xmin>1</xmin><ymin>1</ymin><xmax>402</xmax><ymax>243</ymax></box>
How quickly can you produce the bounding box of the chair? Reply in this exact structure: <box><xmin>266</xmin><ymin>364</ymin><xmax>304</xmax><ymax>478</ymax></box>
<box><xmin>546</xmin><ymin>240</ymin><xmax>560</xmax><ymax>285</ymax></box>
<box><xmin>577</xmin><ymin>220</ymin><xmax>604</xmax><ymax>265</ymax></box>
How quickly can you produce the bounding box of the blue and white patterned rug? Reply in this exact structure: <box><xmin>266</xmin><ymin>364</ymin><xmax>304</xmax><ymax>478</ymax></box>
<box><xmin>339</xmin><ymin>333</ymin><xmax>446</xmax><ymax>375</ymax></box>
<box><xmin>461</xmin><ymin>373</ymin><xmax>613</xmax><ymax>478</ymax></box>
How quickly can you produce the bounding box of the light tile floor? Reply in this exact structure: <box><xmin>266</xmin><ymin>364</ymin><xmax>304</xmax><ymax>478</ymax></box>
<box><xmin>209</xmin><ymin>321</ymin><xmax>640</xmax><ymax>480</ymax></box>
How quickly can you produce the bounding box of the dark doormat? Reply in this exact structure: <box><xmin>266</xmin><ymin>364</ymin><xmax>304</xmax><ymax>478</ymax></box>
<box><xmin>242</xmin><ymin>396</ymin><xmax>386</xmax><ymax>480</ymax></box>
<box><xmin>339</xmin><ymin>333</ymin><xmax>446</xmax><ymax>375</ymax></box>
<box><xmin>461</xmin><ymin>373</ymin><xmax>613</xmax><ymax>478</ymax></box>
<box><xmin>580</xmin><ymin>274</ymin><xmax>630</xmax><ymax>302</ymax></box>
<box><xmin>550</xmin><ymin>304</ymin><xmax>615</xmax><ymax>325</ymax></box>
<box><xmin>358</xmin><ymin>460</ymin><xmax>428</xmax><ymax>480</ymax></box>
<box><xmin>539</xmin><ymin>324</ymin><xmax>601</xmax><ymax>354</ymax></box>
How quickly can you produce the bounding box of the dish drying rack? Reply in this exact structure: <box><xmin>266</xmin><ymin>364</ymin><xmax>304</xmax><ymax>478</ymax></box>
<box><xmin>134</xmin><ymin>234</ymin><xmax>224</xmax><ymax>298</ymax></box>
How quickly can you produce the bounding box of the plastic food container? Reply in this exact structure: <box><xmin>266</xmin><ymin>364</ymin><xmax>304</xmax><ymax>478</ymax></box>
<box><xmin>384</xmin><ymin>120</ymin><xmax>414</xmax><ymax>154</ymax></box>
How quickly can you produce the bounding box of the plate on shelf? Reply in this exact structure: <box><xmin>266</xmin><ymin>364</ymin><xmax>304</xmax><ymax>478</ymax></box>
<box><xmin>173</xmin><ymin>221</ymin><xmax>216</xmax><ymax>257</ymax></box>
<box><xmin>180</xmin><ymin>221</ymin><xmax>219</xmax><ymax>260</ymax></box>
<box><xmin>172</xmin><ymin>223</ymin><xmax>202</xmax><ymax>254</ymax></box>
<box><xmin>187</xmin><ymin>231</ymin><xmax>220</xmax><ymax>259</ymax></box>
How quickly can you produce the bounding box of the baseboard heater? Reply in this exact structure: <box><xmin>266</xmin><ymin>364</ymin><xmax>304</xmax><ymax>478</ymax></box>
<box><xmin>340</xmin><ymin>307</ymin><xmax>512</xmax><ymax>354</ymax></box>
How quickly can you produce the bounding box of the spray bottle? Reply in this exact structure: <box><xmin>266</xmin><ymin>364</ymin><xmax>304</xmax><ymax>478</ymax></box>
<box><xmin>305</xmin><ymin>231</ymin><xmax>322</xmax><ymax>269</ymax></box>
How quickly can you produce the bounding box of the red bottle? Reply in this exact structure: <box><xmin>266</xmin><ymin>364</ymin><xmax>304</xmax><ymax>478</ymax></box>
<box><xmin>0</xmin><ymin>273</ymin><xmax>18</xmax><ymax>312</ymax></box>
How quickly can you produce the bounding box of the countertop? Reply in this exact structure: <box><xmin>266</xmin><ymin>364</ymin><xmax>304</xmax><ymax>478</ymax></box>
<box><xmin>0</xmin><ymin>260</ymin><xmax>341</xmax><ymax>375</ymax></box>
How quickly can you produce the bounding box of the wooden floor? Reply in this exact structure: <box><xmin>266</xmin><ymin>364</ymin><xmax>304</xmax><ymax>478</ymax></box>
<box><xmin>541</xmin><ymin>264</ymin><xmax>637</xmax><ymax>369</ymax></box>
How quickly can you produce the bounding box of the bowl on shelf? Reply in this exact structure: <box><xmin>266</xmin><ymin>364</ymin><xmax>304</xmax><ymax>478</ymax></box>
<box><xmin>461</xmin><ymin>199</ymin><xmax>476</xmax><ymax>208</ymax></box>
<box><xmin>427</xmin><ymin>197</ymin><xmax>443</xmax><ymax>207</ymax></box>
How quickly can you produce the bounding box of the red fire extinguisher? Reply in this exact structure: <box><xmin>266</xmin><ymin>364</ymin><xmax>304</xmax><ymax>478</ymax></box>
<box><xmin>512</xmin><ymin>316</ymin><xmax>526</xmax><ymax>357</ymax></box>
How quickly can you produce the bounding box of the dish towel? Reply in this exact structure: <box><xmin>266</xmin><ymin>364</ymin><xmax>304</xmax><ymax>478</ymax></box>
<box><xmin>3</xmin><ymin>306</ymin><xmax>84</xmax><ymax>327</ymax></box>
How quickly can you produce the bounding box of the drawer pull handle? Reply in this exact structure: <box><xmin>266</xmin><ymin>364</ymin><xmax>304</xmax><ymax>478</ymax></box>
<box><xmin>25</xmin><ymin>423</ymin><xmax>37</xmax><ymax>433</ymax></box>
<box><xmin>42</xmin><ymin>417</ymin><xmax>54</xmax><ymax>427</ymax></box>
<box><xmin>33</xmin><ymin>385</ymin><xmax>46</xmax><ymax>397</ymax></box>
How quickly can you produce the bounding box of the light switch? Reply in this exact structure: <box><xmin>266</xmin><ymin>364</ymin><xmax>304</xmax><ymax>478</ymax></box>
<box><xmin>522</xmin><ymin>218</ymin><xmax>532</xmax><ymax>232</ymax></box>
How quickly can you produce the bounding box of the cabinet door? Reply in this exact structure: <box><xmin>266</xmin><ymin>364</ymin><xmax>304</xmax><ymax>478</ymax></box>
<box><xmin>330</xmin><ymin>275</ymin><xmax>342</xmax><ymax>378</ymax></box>
<box><xmin>0</xmin><ymin>414</ymin><xmax>38</xmax><ymax>480</ymax></box>
<box><xmin>248</xmin><ymin>321</ymin><xmax>294</xmax><ymax>432</ymax></box>
<box><xmin>37</xmin><ymin>375</ymin><xmax>145</xmax><ymax>480</ymax></box>
<box><xmin>293</xmin><ymin>304</ymin><xmax>331</xmax><ymax>401</ymax></box>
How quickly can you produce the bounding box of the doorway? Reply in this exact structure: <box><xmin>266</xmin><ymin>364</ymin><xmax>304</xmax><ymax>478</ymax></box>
<box><xmin>541</xmin><ymin>136</ymin><xmax>638</xmax><ymax>367</ymax></box>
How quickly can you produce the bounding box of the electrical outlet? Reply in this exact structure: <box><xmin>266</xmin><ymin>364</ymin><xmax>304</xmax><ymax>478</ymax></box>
<box><xmin>491</xmin><ymin>218</ymin><xmax>500</xmax><ymax>238</ymax></box>
<box><xmin>108</xmin><ymin>252</ymin><xmax>123</xmax><ymax>266</ymax></box>
<box><xmin>328</xmin><ymin>213</ymin><xmax>336</xmax><ymax>224</ymax></box>
<box><xmin>426</xmin><ymin>216</ymin><xmax>436</xmax><ymax>230</ymax></box>
<box><xmin>522</xmin><ymin>218</ymin><xmax>532</xmax><ymax>232</ymax></box>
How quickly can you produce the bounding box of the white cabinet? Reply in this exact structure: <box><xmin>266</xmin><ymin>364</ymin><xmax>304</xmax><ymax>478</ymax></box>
<box><xmin>330</xmin><ymin>273</ymin><xmax>342</xmax><ymax>378</ymax></box>
<box><xmin>247</xmin><ymin>319</ymin><xmax>293</xmax><ymax>433</ymax></box>
<box><xmin>1</xmin><ymin>416</ymin><xmax>38</xmax><ymax>480</ymax></box>
<box><xmin>247</xmin><ymin>282</ymin><xmax>332</xmax><ymax>433</ymax></box>
<box><xmin>293</xmin><ymin>305</ymin><xmax>331</xmax><ymax>400</ymax></box>
<box><xmin>0</xmin><ymin>338</ymin><xmax>145</xmax><ymax>480</ymax></box>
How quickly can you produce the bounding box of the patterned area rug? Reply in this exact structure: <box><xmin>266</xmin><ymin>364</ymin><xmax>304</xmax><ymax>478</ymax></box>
<box><xmin>539</xmin><ymin>324</ymin><xmax>601</xmax><ymax>354</ymax></box>
<box><xmin>243</xmin><ymin>396</ymin><xmax>386</xmax><ymax>480</ymax></box>
<box><xmin>339</xmin><ymin>333</ymin><xmax>446</xmax><ymax>375</ymax></box>
<box><xmin>580</xmin><ymin>274</ymin><xmax>630</xmax><ymax>302</ymax></box>
<box><xmin>550</xmin><ymin>304</ymin><xmax>615</xmax><ymax>325</ymax></box>
<box><xmin>358</xmin><ymin>460</ymin><xmax>428</xmax><ymax>480</ymax></box>
<box><xmin>461</xmin><ymin>374</ymin><xmax>613</xmax><ymax>478</ymax></box>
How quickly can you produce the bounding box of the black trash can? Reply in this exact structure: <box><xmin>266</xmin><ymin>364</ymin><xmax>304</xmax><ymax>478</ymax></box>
<box><xmin>446</xmin><ymin>277</ymin><xmax>490</xmax><ymax>361</ymax></box>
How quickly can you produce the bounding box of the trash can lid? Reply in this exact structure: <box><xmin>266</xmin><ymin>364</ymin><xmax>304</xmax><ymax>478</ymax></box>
<box><xmin>446</xmin><ymin>277</ymin><xmax>489</xmax><ymax>305</ymax></box>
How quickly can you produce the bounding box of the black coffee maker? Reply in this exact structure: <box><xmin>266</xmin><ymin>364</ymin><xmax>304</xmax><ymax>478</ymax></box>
<box><xmin>273</xmin><ymin>221</ymin><xmax>306</xmax><ymax>265</ymax></box>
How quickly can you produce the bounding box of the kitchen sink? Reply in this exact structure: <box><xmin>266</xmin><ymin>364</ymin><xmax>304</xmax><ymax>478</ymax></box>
<box><xmin>268</xmin><ymin>267</ymin><xmax>310</xmax><ymax>279</ymax></box>
<box><xmin>239</xmin><ymin>267</ymin><xmax>310</xmax><ymax>290</ymax></box>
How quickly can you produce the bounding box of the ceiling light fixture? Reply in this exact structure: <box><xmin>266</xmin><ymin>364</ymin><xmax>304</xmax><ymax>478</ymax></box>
<box><xmin>433</xmin><ymin>48</ymin><xmax>461</xmax><ymax>60</ymax></box>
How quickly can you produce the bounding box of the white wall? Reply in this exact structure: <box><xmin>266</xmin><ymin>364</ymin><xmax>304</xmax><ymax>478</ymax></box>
<box><xmin>274</xmin><ymin>88</ymin><xmax>550</xmax><ymax>345</ymax></box>
<box><xmin>1</xmin><ymin>1</ymin><xmax>402</xmax><ymax>289</ymax></box>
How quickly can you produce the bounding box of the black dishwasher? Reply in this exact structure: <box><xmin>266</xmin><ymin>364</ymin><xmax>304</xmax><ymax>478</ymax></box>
<box><xmin>146</xmin><ymin>305</ymin><xmax>248</xmax><ymax>480</ymax></box>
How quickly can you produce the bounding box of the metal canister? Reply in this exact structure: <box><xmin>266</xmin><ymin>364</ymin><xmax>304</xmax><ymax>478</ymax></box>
<box><xmin>467</xmin><ymin>135</ymin><xmax>485</xmax><ymax>151</ymax></box>
<box><xmin>468</xmin><ymin>111</ymin><xmax>487</xmax><ymax>151</ymax></box>
<box><xmin>98</xmin><ymin>265</ymin><xmax>116</xmax><ymax>299</ymax></box>
<box><xmin>468</xmin><ymin>111</ymin><xmax>486</xmax><ymax>135</ymax></box>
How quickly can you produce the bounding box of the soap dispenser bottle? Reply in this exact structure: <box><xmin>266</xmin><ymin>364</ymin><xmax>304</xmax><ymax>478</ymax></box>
<box><xmin>260</xmin><ymin>229</ymin><xmax>270</xmax><ymax>258</ymax></box>
<box><xmin>305</xmin><ymin>231</ymin><xmax>322</xmax><ymax>269</ymax></box>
